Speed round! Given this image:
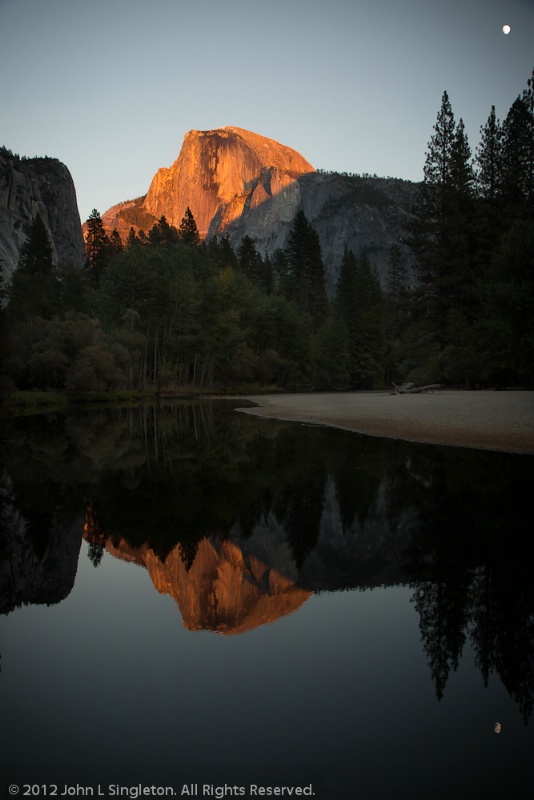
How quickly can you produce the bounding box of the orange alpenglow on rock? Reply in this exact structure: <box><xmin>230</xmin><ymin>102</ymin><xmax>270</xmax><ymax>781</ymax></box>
<box><xmin>102</xmin><ymin>534</ymin><xmax>312</xmax><ymax>635</ymax></box>
<box><xmin>96</xmin><ymin>127</ymin><xmax>315</xmax><ymax>241</ymax></box>
<box><xmin>144</xmin><ymin>127</ymin><xmax>315</xmax><ymax>238</ymax></box>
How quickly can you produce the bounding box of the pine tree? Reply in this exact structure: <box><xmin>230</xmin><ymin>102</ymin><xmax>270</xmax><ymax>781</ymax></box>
<box><xmin>110</xmin><ymin>228</ymin><xmax>123</xmax><ymax>255</ymax></box>
<box><xmin>335</xmin><ymin>248</ymin><xmax>385</xmax><ymax>387</ymax></box>
<box><xmin>127</xmin><ymin>227</ymin><xmax>138</xmax><ymax>248</ymax></box>
<box><xmin>261</xmin><ymin>253</ymin><xmax>274</xmax><ymax>295</ymax></box>
<box><xmin>522</xmin><ymin>67</ymin><xmax>534</xmax><ymax>213</ymax></box>
<box><xmin>385</xmin><ymin>244</ymin><xmax>410</xmax><ymax>340</ymax></box>
<box><xmin>148</xmin><ymin>215</ymin><xmax>179</xmax><ymax>247</ymax></box>
<box><xmin>8</xmin><ymin>214</ymin><xmax>59</xmax><ymax>318</ymax></box>
<box><xmin>178</xmin><ymin>207</ymin><xmax>200</xmax><ymax>246</ymax></box>
<box><xmin>500</xmin><ymin>77</ymin><xmax>534</xmax><ymax>221</ymax></box>
<box><xmin>238</xmin><ymin>235</ymin><xmax>263</xmax><ymax>283</ymax></box>
<box><xmin>447</xmin><ymin>118</ymin><xmax>477</xmax><ymax>313</ymax></box>
<box><xmin>423</xmin><ymin>91</ymin><xmax>456</xmax><ymax>188</ymax></box>
<box><xmin>314</xmin><ymin>310</ymin><xmax>350</xmax><ymax>389</ymax></box>
<box><xmin>285</xmin><ymin>211</ymin><xmax>327</xmax><ymax>324</ymax></box>
<box><xmin>18</xmin><ymin>213</ymin><xmax>54</xmax><ymax>276</ymax></box>
<box><xmin>409</xmin><ymin>93</ymin><xmax>476</xmax><ymax>373</ymax></box>
<box><xmin>476</xmin><ymin>105</ymin><xmax>502</xmax><ymax>202</ymax></box>
<box><xmin>474</xmin><ymin>106</ymin><xmax>505</xmax><ymax>292</ymax></box>
<box><xmin>85</xmin><ymin>209</ymin><xmax>112</xmax><ymax>285</ymax></box>
<box><xmin>271</xmin><ymin>248</ymin><xmax>290</xmax><ymax>296</ymax></box>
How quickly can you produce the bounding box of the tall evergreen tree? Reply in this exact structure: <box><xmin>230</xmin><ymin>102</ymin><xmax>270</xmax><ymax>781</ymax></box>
<box><xmin>335</xmin><ymin>248</ymin><xmax>385</xmax><ymax>387</ymax></box>
<box><xmin>409</xmin><ymin>93</ymin><xmax>476</xmax><ymax>377</ymax></box>
<box><xmin>476</xmin><ymin>105</ymin><xmax>502</xmax><ymax>202</ymax></box>
<box><xmin>500</xmin><ymin>81</ymin><xmax>534</xmax><ymax>221</ymax></box>
<box><xmin>385</xmin><ymin>244</ymin><xmax>410</xmax><ymax>340</ymax></box>
<box><xmin>85</xmin><ymin>209</ymin><xmax>112</xmax><ymax>285</ymax></box>
<box><xmin>148</xmin><ymin>215</ymin><xmax>179</xmax><ymax>247</ymax></box>
<box><xmin>7</xmin><ymin>214</ymin><xmax>58</xmax><ymax>319</ymax></box>
<box><xmin>18</xmin><ymin>213</ymin><xmax>54</xmax><ymax>277</ymax></box>
<box><xmin>285</xmin><ymin>211</ymin><xmax>328</xmax><ymax>324</ymax></box>
<box><xmin>474</xmin><ymin>105</ymin><xmax>506</xmax><ymax>295</ymax></box>
<box><xmin>271</xmin><ymin>248</ymin><xmax>290</xmax><ymax>296</ymax></box>
<box><xmin>178</xmin><ymin>207</ymin><xmax>200</xmax><ymax>246</ymax></box>
<box><xmin>238</xmin><ymin>235</ymin><xmax>263</xmax><ymax>284</ymax></box>
<box><xmin>109</xmin><ymin>228</ymin><xmax>124</xmax><ymax>255</ymax></box>
<box><xmin>215</xmin><ymin>234</ymin><xmax>238</xmax><ymax>269</ymax></box>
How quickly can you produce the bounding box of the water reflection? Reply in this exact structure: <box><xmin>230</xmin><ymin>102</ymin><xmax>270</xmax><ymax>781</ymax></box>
<box><xmin>1</xmin><ymin>400</ymin><xmax>533</xmax><ymax>721</ymax></box>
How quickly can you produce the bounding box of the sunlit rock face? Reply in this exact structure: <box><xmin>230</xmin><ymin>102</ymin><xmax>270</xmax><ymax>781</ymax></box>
<box><xmin>142</xmin><ymin>126</ymin><xmax>315</xmax><ymax>239</ymax></box>
<box><xmin>0</xmin><ymin>148</ymin><xmax>85</xmax><ymax>283</ymax></box>
<box><xmin>104</xmin><ymin>526</ymin><xmax>312</xmax><ymax>635</ymax></box>
<box><xmin>98</xmin><ymin>127</ymin><xmax>417</xmax><ymax>292</ymax></box>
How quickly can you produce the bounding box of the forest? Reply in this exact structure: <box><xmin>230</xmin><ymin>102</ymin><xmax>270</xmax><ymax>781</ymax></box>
<box><xmin>1</xmin><ymin>69</ymin><xmax>533</xmax><ymax>398</ymax></box>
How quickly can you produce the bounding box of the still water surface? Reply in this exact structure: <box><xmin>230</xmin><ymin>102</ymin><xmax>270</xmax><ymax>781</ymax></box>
<box><xmin>0</xmin><ymin>401</ymin><xmax>532</xmax><ymax>798</ymax></box>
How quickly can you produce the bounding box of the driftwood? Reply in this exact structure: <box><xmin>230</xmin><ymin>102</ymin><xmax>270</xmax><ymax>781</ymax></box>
<box><xmin>391</xmin><ymin>382</ymin><xmax>444</xmax><ymax>394</ymax></box>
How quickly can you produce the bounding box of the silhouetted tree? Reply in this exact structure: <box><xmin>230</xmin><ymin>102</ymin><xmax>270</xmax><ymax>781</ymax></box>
<box><xmin>238</xmin><ymin>235</ymin><xmax>263</xmax><ymax>284</ymax></box>
<box><xmin>476</xmin><ymin>105</ymin><xmax>502</xmax><ymax>203</ymax></box>
<box><xmin>408</xmin><ymin>93</ymin><xmax>476</xmax><ymax>380</ymax></box>
<box><xmin>148</xmin><ymin>215</ymin><xmax>179</xmax><ymax>247</ymax></box>
<box><xmin>285</xmin><ymin>211</ymin><xmax>328</xmax><ymax>324</ymax></box>
<box><xmin>7</xmin><ymin>214</ymin><xmax>58</xmax><ymax>319</ymax></box>
<box><xmin>335</xmin><ymin>248</ymin><xmax>385</xmax><ymax>387</ymax></box>
<box><xmin>178</xmin><ymin>207</ymin><xmax>200</xmax><ymax>246</ymax></box>
<box><xmin>85</xmin><ymin>209</ymin><xmax>112</xmax><ymax>285</ymax></box>
<box><xmin>109</xmin><ymin>228</ymin><xmax>123</xmax><ymax>255</ymax></box>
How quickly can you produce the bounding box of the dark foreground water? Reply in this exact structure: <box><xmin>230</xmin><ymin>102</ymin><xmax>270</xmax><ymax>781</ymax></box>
<box><xmin>1</xmin><ymin>401</ymin><xmax>533</xmax><ymax>799</ymax></box>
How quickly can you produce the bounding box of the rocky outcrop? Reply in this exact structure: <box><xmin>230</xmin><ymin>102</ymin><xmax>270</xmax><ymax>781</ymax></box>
<box><xmin>142</xmin><ymin>126</ymin><xmax>315</xmax><ymax>239</ymax></box>
<box><xmin>0</xmin><ymin>147</ymin><xmax>85</xmax><ymax>283</ymax></box>
<box><xmin>223</xmin><ymin>170</ymin><xmax>418</xmax><ymax>291</ymax></box>
<box><xmin>98</xmin><ymin>127</ymin><xmax>417</xmax><ymax>292</ymax></box>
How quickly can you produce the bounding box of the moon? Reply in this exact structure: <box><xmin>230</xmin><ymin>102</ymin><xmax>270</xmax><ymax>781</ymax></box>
<box><xmin>502</xmin><ymin>24</ymin><xmax>511</xmax><ymax>34</ymax></box>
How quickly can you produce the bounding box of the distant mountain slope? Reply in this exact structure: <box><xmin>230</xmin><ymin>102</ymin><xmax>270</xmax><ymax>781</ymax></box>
<box><xmin>0</xmin><ymin>147</ymin><xmax>85</xmax><ymax>282</ymax></box>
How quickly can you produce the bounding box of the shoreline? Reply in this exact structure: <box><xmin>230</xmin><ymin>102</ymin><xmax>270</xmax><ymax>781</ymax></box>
<box><xmin>237</xmin><ymin>390</ymin><xmax>534</xmax><ymax>455</ymax></box>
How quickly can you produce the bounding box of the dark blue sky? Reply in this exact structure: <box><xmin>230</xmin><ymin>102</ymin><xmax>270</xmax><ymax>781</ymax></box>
<box><xmin>1</xmin><ymin>0</ymin><xmax>532</xmax><ymax>222</ymax></box>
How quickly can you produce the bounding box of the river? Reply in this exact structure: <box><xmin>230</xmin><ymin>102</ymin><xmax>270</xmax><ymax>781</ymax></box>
<box><xmin>1</xmin><ymin>400</ymin><xmax>532</xmax><ymax>798</ymax></box>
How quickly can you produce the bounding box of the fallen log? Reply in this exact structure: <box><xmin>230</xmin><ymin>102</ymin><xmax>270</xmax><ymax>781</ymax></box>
<box><xmin>391</xmin><ymin>382</ymin><xmax>444</xmax><ymax>394</ymax></box>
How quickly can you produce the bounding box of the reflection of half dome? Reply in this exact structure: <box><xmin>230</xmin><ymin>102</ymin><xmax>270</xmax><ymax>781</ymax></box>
<box><xmin>101</xmin><ymin>533</ymin><xmax>312</xmax><ymax>635</ymax></box>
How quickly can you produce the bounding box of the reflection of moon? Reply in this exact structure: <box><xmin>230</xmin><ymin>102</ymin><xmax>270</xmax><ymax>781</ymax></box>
<box><xmin>502</xmin><ymin>24</ymin><xmax>511</xmax><ymax>34</ymax></box>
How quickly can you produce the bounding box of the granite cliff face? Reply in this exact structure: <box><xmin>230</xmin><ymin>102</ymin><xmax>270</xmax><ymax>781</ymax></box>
<box><xmin>99</xmin><ymin>127</ymin><xmax>417</xmax><ymax>291</ymax></box>
<box><xmin>223</xmin><ymin>170</ymin><xmax>418</xmax><ymax>291</ymax></box>
<box><xmin>142</xmin><ymin>126</ymin><xmax>315</xmax><ymax>239</ymax></box>
<box><xmin>0</xmin><ymin>147</ymin><xmax>85</xmax><ymax>282</ymax></box>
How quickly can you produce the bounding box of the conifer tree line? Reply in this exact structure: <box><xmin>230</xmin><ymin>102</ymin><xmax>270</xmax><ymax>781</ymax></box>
<box><xmin>1</xmin><ymin>68</ymin><xmax>532</xmax><ymax>395</ymax></box>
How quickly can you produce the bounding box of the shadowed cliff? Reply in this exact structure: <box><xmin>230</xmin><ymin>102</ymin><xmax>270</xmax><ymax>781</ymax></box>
<box><xmin>0</xmin><ymin>147</ymin><xmax>85</xmax><ymax>282</ymax></box>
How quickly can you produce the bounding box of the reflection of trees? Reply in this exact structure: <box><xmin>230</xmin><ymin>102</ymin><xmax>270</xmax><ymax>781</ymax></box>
<box><xmin>412</xmin><ymin>563</ymin><xmax>534</xmax><ymax>722</ymax></box>
<box><xmin>468</xmin><ymin>562</ymin><xmax>534</xmax><ymax>724</ymax></box>
<box><xmin>404</xmin><ymin>448</ymin><xmax>534</xmax><ymax>721</ymax></box>
<box><xmin>85</xmin><ymin>505</ymin><xmax>106</xmax><ymax>568</ymax></box>
<box><xmin>1</xmin><ymin>402</ymin><xmax>533</xmax><ymax>719</ymax></box>
<box><xmin>179</xmin><ymin>540</ymin><xmax>198</xmax><ymax>571</ymax></box>
<box><xmin>412</xmin><ymin>580</ymin><xmax>467</xmax><ymax>700</ymax></box>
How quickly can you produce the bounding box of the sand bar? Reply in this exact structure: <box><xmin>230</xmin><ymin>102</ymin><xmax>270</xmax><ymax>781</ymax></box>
<box><xmin>237</xmin><ymin>390</ymin><xmax>534</xmax><ymax>454</ymax></box>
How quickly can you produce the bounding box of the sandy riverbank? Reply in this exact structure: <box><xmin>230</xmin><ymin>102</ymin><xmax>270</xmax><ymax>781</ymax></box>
<box><xmin>237</xmin><ymin>390</ymin><xmax>534</xmax><ymax>454</ymax></box>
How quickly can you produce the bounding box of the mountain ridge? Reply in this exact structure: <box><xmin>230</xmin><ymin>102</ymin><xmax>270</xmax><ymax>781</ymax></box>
<box><xmin>93</xmin><ymin>126</ymin><xmax>417</xmax><ymax>290</ymax></box>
